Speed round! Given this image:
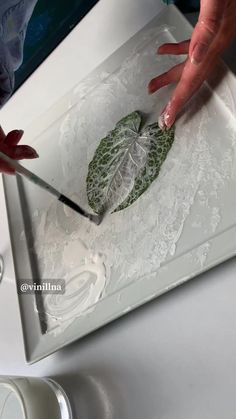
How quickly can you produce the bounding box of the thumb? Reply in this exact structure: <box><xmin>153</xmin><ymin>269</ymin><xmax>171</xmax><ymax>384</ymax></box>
<box><xmin>189</xmin><ymin>0</ymin><xmax>224</xmax><ymax>65</ymax></box>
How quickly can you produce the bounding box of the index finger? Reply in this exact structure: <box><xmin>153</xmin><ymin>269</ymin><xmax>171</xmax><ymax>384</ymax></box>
<box><xmin>160</xmin><ymin>54</ymin><xmax>216</xmax><ymax>129</ymax></box>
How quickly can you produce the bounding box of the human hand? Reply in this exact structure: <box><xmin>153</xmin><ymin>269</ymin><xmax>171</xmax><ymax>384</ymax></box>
<box><xmin>148</xmin><ymin>0</ymin><xmax>236</xmax><ymax>129</ymax></box>
<box><xmin>0</xmin><ymin>127</ymin><xmax>38</xmax><ymax>174</ymax></box>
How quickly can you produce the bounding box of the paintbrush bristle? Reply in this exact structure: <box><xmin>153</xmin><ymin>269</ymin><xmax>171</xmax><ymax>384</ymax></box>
<box><xmin>88</xmin><ymin>214</ymin><xmax>103</xmax><ymax>225</ymax></box>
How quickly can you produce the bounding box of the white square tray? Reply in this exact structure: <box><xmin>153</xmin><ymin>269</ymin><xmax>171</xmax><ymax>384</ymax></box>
<box><xmin>3</xmin><ymin>5</ymin><xmax>236</xmax><ymax>363</ymax></box>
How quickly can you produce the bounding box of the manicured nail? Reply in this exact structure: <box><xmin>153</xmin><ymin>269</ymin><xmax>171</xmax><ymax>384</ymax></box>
<box><xmin>158</xmin><ymin>104</ymin><xmax>174</xmax><ymax>130</ymax></box>
<box><xmin>16</xmin><ymin>129</ymin><xmax>24</xmax><ymax>135</ymax></box>
<box><xmin>29</xmin><ymin>149</ymin><xmax>39</xmax><ymax>158</ymax></box>
<box><xmin>14</xmin><ymin>146</ymin><xmax>39</xmax><ymax>159</ymax></box>
<box><xmin>23</xmin><ymin>148</ymin><xmax>39</xmax><ymax>159</ymax></box>
<box><xmin>158</xmin><ymin>106</ymin><xmax>167</xmax><ymax>129</ymax></box>
<box><xmin>191</xmin><ymin>42</ymin><xmax>208</xmax><ymax>65</ymax></box>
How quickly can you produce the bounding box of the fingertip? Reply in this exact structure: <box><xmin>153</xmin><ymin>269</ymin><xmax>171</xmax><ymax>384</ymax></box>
<box><xmin>9</xmin><ymin>129</ymin><xmax>24</xmax><ymax>136</ymax></box>
<box><xmin>11</xmin><ymin>145</ymin><xmax>39</xmax><ymax>160</ymax></box>
<box><xmin>158</xmin><ymin>103</ymin><xmax>175</xmax><ymax>130</ymax></box>
<box><xmin>148</xmin><ymin>80</ymin><xmax>157</xmax><ymax>94</ymax></box>
<box><xmin>18</xmin><ymin>129</ymin><xmax>24</xmax><ymax>138</ymax></box>
<box><xmin>157</xmin><ymin>45</ymin><xmax>164</xmax><ymax>55</ymax></box>
<box><xmin>5</xmin><ymin>129</ymin><xmax>24</xmax><ymax>146</ymax></box>
<box><xmin>148</xmin><ymin>73</ymin><xmax>170</xmax><ymax>94</ymax></box>
<box><xmin>158</xmin><ymin>114</ymin><xmax>166</xmax><ymax>130</ymax></box>
<box><xmin>27</xmin><ymin>149</ymin><xmax>39</xmax><ymax>159</ymax></box>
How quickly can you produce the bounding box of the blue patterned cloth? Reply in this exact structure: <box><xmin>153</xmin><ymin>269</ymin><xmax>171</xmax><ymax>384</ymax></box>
<box><xmin>0</xmin><ymin>0</ymin><xmax>37</xmax><ymax>107</ymax></box>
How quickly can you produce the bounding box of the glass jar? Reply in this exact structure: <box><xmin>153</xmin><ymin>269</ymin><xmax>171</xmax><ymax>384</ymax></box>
<box><xmin>0</xmin><ymin>376</ymin><xmax>72</xmax><ymax>419</ymax></box>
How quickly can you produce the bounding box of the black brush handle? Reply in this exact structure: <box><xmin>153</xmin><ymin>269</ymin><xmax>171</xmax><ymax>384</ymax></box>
<box><xmin>59</xmin><ymin>194</ymin><xmax>102</xmax><ymax>225</ymax></box>
<box><xmin>59</xmin><ymin>194</ymin><xmax>88</xmax><ymax>218</ymax></box>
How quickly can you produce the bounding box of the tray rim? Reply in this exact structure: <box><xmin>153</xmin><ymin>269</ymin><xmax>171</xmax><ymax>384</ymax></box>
<box><xmin>3</xmin><ymin>5</ymin><xmax>236</xmax><ymax>363</ymax></box>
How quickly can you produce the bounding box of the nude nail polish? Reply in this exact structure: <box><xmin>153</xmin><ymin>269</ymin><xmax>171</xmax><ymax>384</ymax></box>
<box><xmin>191</xmin><ymin>42</ymin><xmax>209</xmax><ymax>65</ymax></box>
<box><xmin>158</xmin><ymin>103</ymin><xmax>174</xmax><ymax>130</ymax></box>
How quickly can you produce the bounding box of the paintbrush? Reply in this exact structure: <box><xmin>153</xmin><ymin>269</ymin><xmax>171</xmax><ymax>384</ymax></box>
<box><xmin>0</xmin><ymin>151</ymin><xmax>103</xmax><ymax>225</ymax></box>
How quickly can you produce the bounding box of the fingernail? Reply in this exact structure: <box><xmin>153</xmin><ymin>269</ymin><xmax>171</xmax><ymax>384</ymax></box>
<box><xmin>158</xmin><ymin>104</ymin><xmax>174</xmax><ymax>130</ymax></box>
<box><xmin>23</xmin><ymin>149</ymin><xmax>39</xmax><ymax>159</ymax></box>
<box><xmin>158</xmin><ymin>106</ymin><xmax>167</xmax><ymax>129</ymax></box>
<box><xmin>30</xmin><ymin>150</ymin><xmax>39</xmax><ymax>158</ymax></box>
<box><xmin>16</xmin><ymin>148</ymin><xmax>39</xmax><ymax>159</ymax></box>
<box><xmin>158</xmin><ymin>114</ymin><xmax>165</xmax><ymax>130</ymax></box>
<box><xmin>191</xmin><ymin>42</ymin><xmax>209</xmax><ymax>65</ymax></box>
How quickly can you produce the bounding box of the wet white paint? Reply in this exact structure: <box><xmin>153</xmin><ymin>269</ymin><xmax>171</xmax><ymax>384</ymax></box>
<box><xmin>44</xmin><ymin>244</ymin><xmax>107</xmax><ymax>335</ymax></box>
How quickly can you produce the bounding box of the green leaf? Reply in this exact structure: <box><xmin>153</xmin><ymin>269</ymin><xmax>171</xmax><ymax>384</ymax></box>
<box><xmin>86</xmin><ymin>111</ymin><xmax>175</xmax><ymax>214</ymax></box>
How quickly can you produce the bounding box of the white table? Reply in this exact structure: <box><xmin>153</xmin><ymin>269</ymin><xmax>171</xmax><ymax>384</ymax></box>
<box><xmin>1</xmin><ymin>1</ymin><xmax>236</xmax><ymax>418</ymax></box>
